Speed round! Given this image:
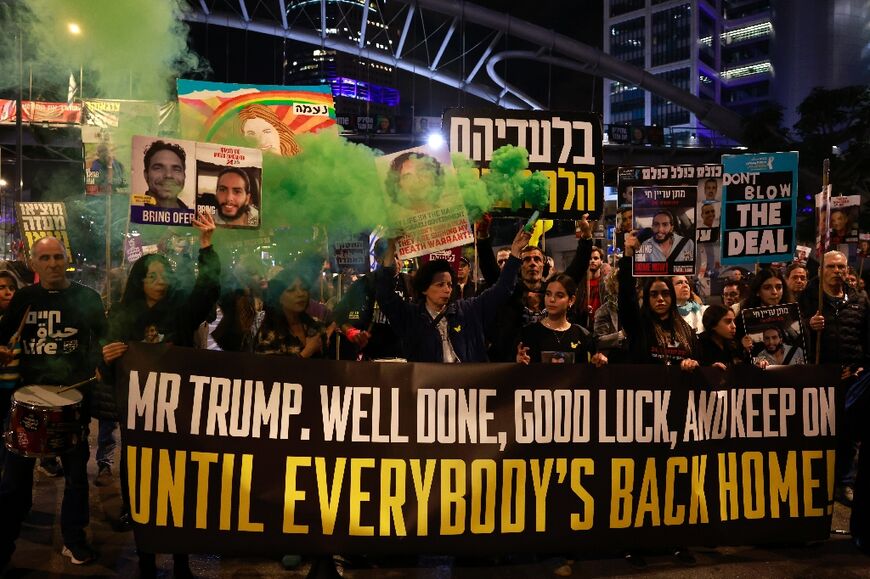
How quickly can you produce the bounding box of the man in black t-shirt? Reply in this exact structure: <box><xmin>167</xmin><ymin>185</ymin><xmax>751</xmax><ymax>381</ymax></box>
<box><xmin>0</xmin><ymin>237</ymin><xmax>105</xmax><ymax>571</ymax></box>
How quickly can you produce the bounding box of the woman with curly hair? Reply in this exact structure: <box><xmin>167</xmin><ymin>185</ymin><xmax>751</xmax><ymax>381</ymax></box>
<box><xmin>255</xmin><ymin>266</ymin><xmax>325</xmax><ymax>358</ymax></box>
<box><xmin>238</xmin><ymin>104</ymin><xmax>301</xmax><ymax>156</ymax></box>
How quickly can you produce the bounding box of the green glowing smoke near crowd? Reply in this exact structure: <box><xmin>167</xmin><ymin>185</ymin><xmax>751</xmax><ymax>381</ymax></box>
<box><xmin>1</xmin><ymin>0</ymin><xmax>199</xmax><ymax>102</ymax></box>
<box><xmin>482</xmin><ymin>145</ymin><xmax>550</xmax><ymax>211</ymax></box>
<box><xmin>451</xmin><ymin>153</ymin><xmax>494</xmax><ymax>221</ymax></box>
<box><xmin>260</xmin><ymin>129</ymin><xmax>387</xmax><ymax>236</ymax></box>
<box><xmin>0</xmin><ymin>1</ymin><xmax>203</xmax><ymax>271</ymax></box>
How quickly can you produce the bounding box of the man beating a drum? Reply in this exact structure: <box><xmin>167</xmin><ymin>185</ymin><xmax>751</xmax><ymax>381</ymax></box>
<box><xmin>0</xmin><ymin>237</ymin><xmax>105</xmax><ymax>570</ymax></box>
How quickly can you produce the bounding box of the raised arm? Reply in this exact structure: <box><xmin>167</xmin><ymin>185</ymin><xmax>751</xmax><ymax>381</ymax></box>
<box><xmin>564</xmin><ymin>213</ymin><xmax>594</xmax><ymax>283</ymax></box>
<box><xmin>617</xmin><ymin>230</ymin><xmax>642</xmax><ymax>339</ymax></box>
<box><xmin>466</xmin><ymin>227</ymin><xmax>531</xmax><ymax>325</ymax></box>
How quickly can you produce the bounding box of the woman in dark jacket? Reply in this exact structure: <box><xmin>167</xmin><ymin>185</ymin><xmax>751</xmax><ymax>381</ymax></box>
<box><xmin>619</xmin><ymin>231</ymin><xmax>700</xmax><ymax>370</ymax></box>
<box><xmin>101</xmin><ymin>212</ymin><xmax>218</xmax><ymax>579</ymax></box>
<box><xmin>619</xmin><ymin>230</ymin><xmax>699</xmax><ymax>566</ymax></box>
<box><xmin>376</xmin><ymin>227</ymin><xmax>530</xmax><ymax>363</ymax></box>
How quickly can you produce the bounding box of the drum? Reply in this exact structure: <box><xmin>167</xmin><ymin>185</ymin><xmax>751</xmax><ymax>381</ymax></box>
<box><xmin>3</xmin><ymin>385</ymin><xmax>83</xmax><ymax>458</ymax></box>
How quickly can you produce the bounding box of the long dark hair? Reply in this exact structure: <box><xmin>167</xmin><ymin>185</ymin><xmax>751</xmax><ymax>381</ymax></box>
<box><xmin>740</xmin><ymin>268</ymin><xmax>791</xmax><ymax>310</ymax></box>
<box><xmin>641</xmin><ymin>276</ymin><xmax>695</xmax><ymax>352</ymax></box>
<box><xmin>121</xmin><ymin>254</ymin><xmax>175</xmax><ymax>306</ymax></box>
<box><xmin>260</xmin><ymin>267</ymin><xmax>317</xmax><ymax>337</ymax></box>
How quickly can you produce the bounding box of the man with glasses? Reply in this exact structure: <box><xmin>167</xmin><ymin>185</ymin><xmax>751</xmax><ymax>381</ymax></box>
<box><xmin>785</xmin><ymin>263</ymin><xmax>808</xmax><ymax>301</ymax></box>
<box><xmin>800</xmin><ymin>251</ymin><xmax>869</xmax><ymax>539</ymax></box>
<box><xmin>720</xmin><ymin>280</ymin><xmax>743</xmax><ymax>312</ymax></box>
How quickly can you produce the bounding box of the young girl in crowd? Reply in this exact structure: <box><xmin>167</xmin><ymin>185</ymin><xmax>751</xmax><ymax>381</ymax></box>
<box><xmin>101</xmin><ymin>212</ymin><xmax>218</xmax><ymax>579</ymax></box>
<box><xmin>516</xmin><ymin>273</ymin><xmax>608</xmax><ymax>367</ymax></box>
<box><xmin>736</xmin><ymin>268</ymin><xmax>792</xmax><ymax>353</ymax></box>
<box><xmin>698</xmin><ymin>305</ymin><xmax>757</xmax><ymax>368</ymax></box>
<box><xmin>619</xmin><ymin>230</ymin><xmax>699</xmax><ymax>567</ymax></box>
<box><xmin>619</xmin><ymin>232</ymin><xmax>700</xmax><ymax>371</ymax></box>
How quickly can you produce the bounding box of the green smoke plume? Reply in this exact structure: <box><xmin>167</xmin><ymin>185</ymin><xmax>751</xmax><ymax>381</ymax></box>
<box><xmin>0</xmin><ymin>1</ymin><xmax>204</xmax><ymax>275</ymax></box>
<box><xmin>1</xmin><ymin>0</ymin><xmax>200</xmax><ymax>101</ymax></box>
<box><xmin>261</xmin><ymin>128</ymin><xmax>387</xmax><ymax>235</ymax></box>
<box><xmin>451</xmin><ymin>153</ymin><xmax>494</xmax><ymax>221</ymax></box>
<box><xmin>482</xmin><ymin>145</ymin><xmax>550</xmax><ymax>211</ymax></box>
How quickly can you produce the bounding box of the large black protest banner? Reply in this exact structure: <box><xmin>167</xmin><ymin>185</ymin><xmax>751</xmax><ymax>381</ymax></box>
<box><xmin>118</xmin><ymin>344</ymin><xmax>838</xmax><ymax>556</ymax></box>
<box><xmin>444</xmin><ymin>109</ymin><xmax>603</xmax><ymax>219</ymax></box>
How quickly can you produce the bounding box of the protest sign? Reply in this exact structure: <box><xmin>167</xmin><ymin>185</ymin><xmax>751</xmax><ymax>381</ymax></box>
<box><xmin>176</xmin><ymin>80</ymin><xmax>335</xmax><ymax>155</ymax></box>
<box><xmin>445</xmin><ymin>109</ymin><xmax>603</xmax><ymax>219</ymax></box>
<box><xmin>15</xmin><ymin>202</ymin><xmax>75</xmax><ymax>265</ymax></box>
<box><xmin>378</xmin><ymin>145</ymin><xmax>473</xmax><ymax>260</ymax></box>
<box><xmin>0</xmin><ymin>99</ymin><xmax>81</xmax><ymax>124</ymax></box>
<box><xmin>194</xmin><ymin>142</ymin><xmax>263</xmax><ymax>229</ymax></box>
<box><xmin>618</xmin><ymin>164</ymin><xmax>721</xmax><ymax>293</ymax></box>
<box><xmin>124</xmin><ymin>235</ymin><xmax>144</xmax><ymax>263</ymax></box>
<box><xmin>720</xmin><ymin>152</ymin><xmax>798</xmax><ymax>265</ymax></box>
<box><xmin>82</xmin><ymin>126</ymin><xmax>130</xmax><ymax>194</ymax></box>
<box><xmin>118</xmin><ymin>344</ymin><xmax>838</xmax><ymax>556</ymax></box>
<box><xmin>617</xmin><ymin>165</ymin><xmax>723</xmax><ymax>207</ymax></box>
<box><xmin>131</xmin><ymin>136</ymin><xmax>264</xmax><ymax>229</ymax></box>
<box><xmin>826</xmin><ymin>195</ymin><xmax>861</xmax><ymax>261</ymax></box>
<box><xmin>130</xmin><ymin>136</ymin><xmax>198</xmax><ymax>226</ymax></box>
<box><xmin>741</xmin><ymin>303</ymin><xmax>806</xmax><ymax>366</ymax></box>
<box><xmin>332</xmin><ymin>234</ymin><xmax>370</xmax><ymax>275</ymax></box>
<box><xmin>632</xmin><ymin>186</ymin><xmax>697</xmax><ymax>276</ymax></box>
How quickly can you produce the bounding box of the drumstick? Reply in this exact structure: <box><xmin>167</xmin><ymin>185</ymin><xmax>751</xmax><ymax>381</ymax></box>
<box><xmin>7</xmin><ymin>305</ymin><xmax>31</xmax><ymax>348</ymax></box>
<box><xmin>56</xmin><ymin>376</ymin><xmax>98</xmax><ymax>394</ymax></box>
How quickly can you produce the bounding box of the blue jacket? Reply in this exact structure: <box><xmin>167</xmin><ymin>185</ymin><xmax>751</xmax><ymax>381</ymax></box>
<box><xmin>376</xmin><ymin>255</ymin><xmax>520</xmax><ymax>362</ymax></box>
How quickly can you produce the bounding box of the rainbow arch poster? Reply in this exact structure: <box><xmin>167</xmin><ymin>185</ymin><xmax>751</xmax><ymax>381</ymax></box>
<box><xmin>176</xmin><ymin>80</ymin><xmax>336</xmax><ymax>156</ymax></box>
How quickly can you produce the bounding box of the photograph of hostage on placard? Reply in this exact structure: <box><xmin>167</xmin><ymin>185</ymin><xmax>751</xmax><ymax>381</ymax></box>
<box><xmin>859</xmin><ymin>233</ymin><xmax>870</xmax><ymax>259</ymax></box>
<box><xmin>827</xmin><ymin>194</ymin><xmax>860</xmax><ymax>261</ymax></box>
<box><xmin>632</xmin><ymin>185</ymin><xmax>697</xmax><ymax>276</ymax></box>
<box><xmin>696</xmin><ymin>200</ymin><xmax>721</xmax><ymax>296</ymax></box>
<box><xmin>82</xmin><ymin>126</ymin><xmax>129</xmax><ymax>194</ymax></box>
<box><xmin>194</xmin><ymin>142</ymin><xmax>263</xmax><ymax>229</ymax></box>
<box><xmin>742</xmin><ymin>303</ymin><xmax>806</xmax><ymax>366</ymax></box>
<box><xmin>130</xmin><ymin>136</ymin><xmax>197</xmax><ymax>226</ymax></box>
<box><xmin>377</xmin><ymin>145</ymin><xmax>473</xmax><ymax>260</ymax></box>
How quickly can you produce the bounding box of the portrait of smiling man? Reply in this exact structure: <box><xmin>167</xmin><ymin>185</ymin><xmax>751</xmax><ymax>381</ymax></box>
<box><xmin>142</xmin><ymin>140</ymin><xmax>189</xmax><ymax>209</ymax></box>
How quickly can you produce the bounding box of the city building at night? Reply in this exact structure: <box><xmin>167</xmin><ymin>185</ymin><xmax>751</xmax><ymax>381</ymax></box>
<box><xmin>603</xmin><ymin>0</ymin><xmax>869</xmax><ymax>140</ymax></box>
<box><xmin>283</xmin><ymin>0</ymin><xmax>400</xmax><ymax>127</ymax></box>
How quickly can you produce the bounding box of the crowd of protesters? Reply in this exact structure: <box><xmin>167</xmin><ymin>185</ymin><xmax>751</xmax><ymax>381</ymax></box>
<box><xmin>0</xmin><ymin>211</ymin><xmax>868</xmax><ymax>576</ymax></box>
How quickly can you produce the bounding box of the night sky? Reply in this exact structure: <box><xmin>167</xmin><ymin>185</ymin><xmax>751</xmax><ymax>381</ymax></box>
<box><xmin>185</xmin><ymin>0</ymin><xmax>604</xmax><ymax>118</ymax></box>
